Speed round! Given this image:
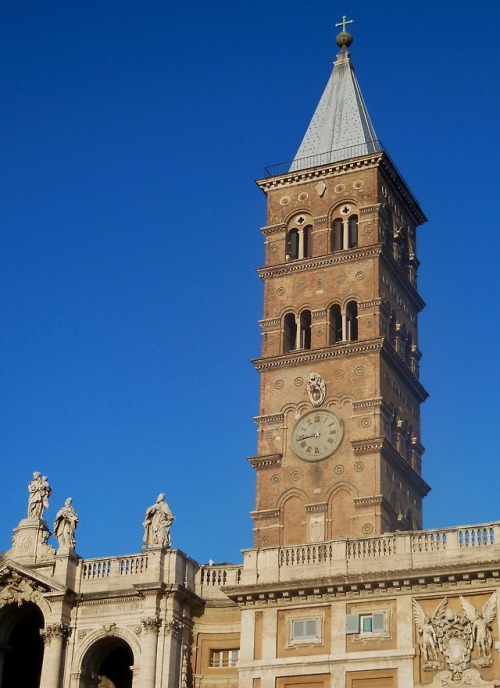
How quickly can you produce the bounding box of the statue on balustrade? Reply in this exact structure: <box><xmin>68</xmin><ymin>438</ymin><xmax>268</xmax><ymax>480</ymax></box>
<box><xmin>143</xmin><ymin>493</ymin><xmax>174</xmax><ymax>549</ymax></box>
<box><xmin>27</xmin><ymin>472</ymin><xmax>52</xmax><ymax>520</ymax></box>
<box><xmin>54</xmin><ymin>497</ymin><xmax>79</xmax><ymax>548</ymax></box>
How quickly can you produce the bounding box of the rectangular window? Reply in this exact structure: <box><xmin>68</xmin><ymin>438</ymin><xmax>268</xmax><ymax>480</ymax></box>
<box><xmin>346</xmin><ymin>612</ymin><xmax>386</xmax><ymax>636</ymax></box>
<box><xmin>209</xmin><ymin>649</ymin><xmax>239</xmax><ymax>668</ymax></box>
<box><xmin>287</xmin><ymin>614</ymin><xmax>323</xmax><ymax>646</ymax></box>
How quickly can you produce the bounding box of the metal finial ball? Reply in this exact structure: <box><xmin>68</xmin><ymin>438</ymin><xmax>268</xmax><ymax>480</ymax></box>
<box><xmin>336</xmin><ymin>31</ymin><xmax>353</xmax><ymax>48</ymax></box>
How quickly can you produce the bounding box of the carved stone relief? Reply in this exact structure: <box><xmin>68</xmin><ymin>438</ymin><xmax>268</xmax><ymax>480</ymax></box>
<box><xmin>413</xmin><ymin>594</ymin><xmax>497</xmax><ymax>685</ymax></box>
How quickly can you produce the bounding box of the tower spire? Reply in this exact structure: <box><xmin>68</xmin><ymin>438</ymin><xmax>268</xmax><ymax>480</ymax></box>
<box><xmin>290</xmin><ymin>18</ymin><xmax>380</xmax><ymax>171</ymax></box>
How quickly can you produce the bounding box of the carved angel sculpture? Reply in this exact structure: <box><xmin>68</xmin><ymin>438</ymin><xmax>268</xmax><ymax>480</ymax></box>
<box><xmin>460</xmin><ymin>593</ymin><xmax>496</xmax><ymax>659</ymax></box>
<box><xmin>413</xmin><ymin>597</ymin><xmax>448</xmax><ymax>662</ymax></box>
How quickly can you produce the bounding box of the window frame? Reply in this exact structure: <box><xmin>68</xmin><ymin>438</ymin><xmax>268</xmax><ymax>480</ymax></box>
<box><xmin>287</xmin><ymin>613</ymin><xmax>323</xmax><ymax>647</ymax></box>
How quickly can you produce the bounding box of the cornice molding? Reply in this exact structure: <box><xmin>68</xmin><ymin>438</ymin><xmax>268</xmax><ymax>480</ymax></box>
<box><xmin>252</xmin><ymin>338</ymin><xmax>384</xmax><ymax>372</ymax></box>
<box><xmin>250</xmin><ymin>509</ymin><xmax>280</xmax><ymax>521</ymax></box>
<box><xmin>257</xmin><ymin>246</ymin><xmax>382</xmax><ymax>280</ymax></box>
<box><xmin>261</xmin><ymin>223</ymin><xmax>285</xmax><ymax>236</ymax></box>
<box><xmin>248</xmin><ymin>454</ymin><xmax>282</xmax><ymax>470</ymax></box>
<box><xmin>254</xmin><ymin>414</ymin><xmax>284</xmax><ymax>426</ymax></box>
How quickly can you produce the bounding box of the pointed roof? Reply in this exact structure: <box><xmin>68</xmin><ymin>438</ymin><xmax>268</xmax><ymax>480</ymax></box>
<box><xmin>290</xmin><ymin>27</ymin><xmax>380</xmax><ymax>172</ymax></box>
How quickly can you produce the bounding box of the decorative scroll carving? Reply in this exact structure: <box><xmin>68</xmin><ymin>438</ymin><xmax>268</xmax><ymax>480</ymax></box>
<box><xmin>0</xmin><ymin>573</ymin><xmax>44</xmax><ymax>609</ymax></box>
<box><xmin>102</xmin><ymin>623</ymin><xmax>116</xmax><ymax>636</ymax></box>
<box><xmin>166</xmin><ymin>619</ymin><xmax>183</xmax><ymax>639</ymax></box>
<box><xmin>142</xmin><ymin>617</ymin><xmax>162</xmax><ymax>634</ymax></box>
<box><xmin>307</xmin><ymin>372</ymin><xmax>326</xmax><ymax>407</ymax></box>
<box><xmin>413</xmin><ymin>594</ymin><xmax>497</xmax><ymax>683</ymax></box>
<box><xmin>40</xmin><ymin>623</ymin><xmax>71</xmax><ymax>645</ymax></box>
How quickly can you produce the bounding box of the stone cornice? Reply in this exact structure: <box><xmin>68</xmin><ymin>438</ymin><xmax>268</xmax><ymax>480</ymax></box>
<box><xmin>261</xmin><ymin>223</ymin><xmax>285</xmax><ymax>236</ymax></box>
<box><xmin>257</xmin><ymin>246</ymin><xmax>382</xmax><ymax>280</ymax></box>
<box><xmin>379</xmin><ymin>156</ymin><xmax>427</xmax><ymax>226</ymax></box>
<box><xmin>352</xmin><ymin>397</ymin><xmax>384</xmax><ymax>411</ymax></box>
<box><xmin>353</xmin><ymin>495</ymin><xmax>384</xmax><ymax>508</ymax></box>
<box><xmin>305</xmin><ymin>503</ymin><xmax>328</xmax><ymax>513</ymax></box>
<box><xmin>254</xmin><ymin>414</ymin><xmax>284</xmax><ymax>426</ymax></box>
<box><xmin>250</xmin><ymin>509</ymin><xmax>280</xmax><ymax>521</ymax></box>
<box><xmin>248</xmin><ymin>454</ymin><xmax>282</xmax><ymax>470</ymax></box>
<box><xmin>256</xmin><ymin>154</ymin><xmax>384</xmax><ymax>193</ymax></box>
<box><xmin>252</xmin><ymin>339</ymin><xmax>384</xmax><ymax>372</ymax></box>
<box><xmin>225</xmin><ymin>563</ymin><xmax>500</xmax><ymax>605</ymax></box>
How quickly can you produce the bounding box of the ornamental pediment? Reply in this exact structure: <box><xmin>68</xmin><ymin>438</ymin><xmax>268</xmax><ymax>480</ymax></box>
<box><xmin>0</xmin><ymin>559</ymin><xmax>67</xmax><ymax>610</ymax></box>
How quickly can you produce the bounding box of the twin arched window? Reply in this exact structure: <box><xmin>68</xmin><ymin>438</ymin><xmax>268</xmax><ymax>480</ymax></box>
<box><xmin>332</xmin><ymin>209</ymin><xmax>358</xmax><ymax>251</ymax></box>
<box><xmin>329</xmin><ymin>301</ymin><xmax>358</xmax><ymax>344</ymax></box>
<box><xmin>283</xmin><ymin>310</ymin><xmax>312</xmax><ymax>353</ymax></box>
<box><xmin>287</xmin><ymin>223</ymin><xmax>312</xmax><ymax>261</ymax></box>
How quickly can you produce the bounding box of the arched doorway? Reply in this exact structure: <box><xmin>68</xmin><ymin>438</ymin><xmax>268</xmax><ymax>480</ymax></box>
<box><xmin>81</xmin><ymin>637</ymin><xmax>134</xmax><ymax>688</ymax></box>
<box><xmin>1</xmin><ymin>602</ymin><xmax>44</xmax><ymax>688</ymax></box>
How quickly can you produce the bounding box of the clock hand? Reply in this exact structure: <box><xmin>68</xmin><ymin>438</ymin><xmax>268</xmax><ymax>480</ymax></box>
<box><xmin>297</xmin><ymin>430</ymin><xmax>321</xmax><ymax>440</ymax></box>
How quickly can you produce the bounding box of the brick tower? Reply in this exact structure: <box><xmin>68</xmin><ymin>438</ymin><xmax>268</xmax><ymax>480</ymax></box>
<box><xmin>250</xmin><ymin>23</ymin><xmax>430</xmax><ymax>548</ymax></box>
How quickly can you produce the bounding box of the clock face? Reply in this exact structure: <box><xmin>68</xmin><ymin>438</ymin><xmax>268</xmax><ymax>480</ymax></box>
<box><xmin>291</xmin><ymin>409</ymin><xmax>343</xmax><ymax>461</ymax></box>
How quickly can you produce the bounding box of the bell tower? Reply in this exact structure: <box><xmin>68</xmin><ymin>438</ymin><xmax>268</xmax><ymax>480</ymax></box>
<box><xmin>250</xmin><ymin>21</ymin><xmax>430</xmax><ymax>549</ymax></box>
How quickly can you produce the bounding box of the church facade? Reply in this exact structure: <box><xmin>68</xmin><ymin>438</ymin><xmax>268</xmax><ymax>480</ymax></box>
<box><xmin>2</xmin><ymin>21</ymin><xmax>500</xmax><ymax>688</ymax></box>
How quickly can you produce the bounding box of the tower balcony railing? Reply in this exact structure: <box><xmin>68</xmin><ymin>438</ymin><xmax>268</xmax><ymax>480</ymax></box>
<box><xmin>264</xmin><ymin>140</ymin><xmax>384</xmax><ymax>177</ymax></box>
<box><xmin>262</xmin><ymin>140</ymin><xmax>422</xmax><ymax>211</ymax></box>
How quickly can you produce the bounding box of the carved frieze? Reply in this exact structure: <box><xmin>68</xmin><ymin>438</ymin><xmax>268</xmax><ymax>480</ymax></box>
<box><xmin>0</xmin><ymin>572</ymin><xmax>45</xmax><ymax>609</ymax></box>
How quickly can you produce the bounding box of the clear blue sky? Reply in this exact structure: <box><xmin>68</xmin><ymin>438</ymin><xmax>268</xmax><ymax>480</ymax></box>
<box><xmin>1</xmin><ymin>1</ymin><xmax>499</xmax><ymax>564</ymax></box>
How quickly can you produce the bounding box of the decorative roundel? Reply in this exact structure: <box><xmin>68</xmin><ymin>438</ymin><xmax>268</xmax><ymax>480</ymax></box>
<box><xmin>298</xmin><ymin>192</ymin><xmax>308</xmax><ymax>201</ymax></box>
<box><xmin>334</xmin><ymin>464</ymin><xmax>344</xmax><ymax>475</ymax></box>
<box><xmin>366</xmin><ymin>319</ymin><xmax>373</xmax><ymax>327</ymax></box>
<box><xmin>291</xmin><ymin>408</ymin><xmax>344</xmax><ymax>461</ymax></box>
<box><xmin>271</xmin><ymin>474</ymin><xmax>280</xmax><ymax>484</ymax></box>
<box><xmin>274</xmin><ymin>379</ymin><xmax>284</xmax><ymax>389</ymax></box>
<box><xmin>335</xmin><ymin>370</ymin><xmax>345</xmax><ymax>379</ymax></box>
<box><xmin>280</xmin><ymin>196</ymin><xmax>290</xmax><ymax>206</ymax></box>
<box><xmin>362</xmin><ymin>418</ymin><xmax>371</xmax><ymax>428</ymax></box>
<box><xmin>267</xmin><ymin>335</ymin><xmax>275</xmax><ymax>345</ymax></box>
<box><xmin>312</xmin><ymin>467</ymin><xmax>322</xmax><ymax>478</ymax></box>
<box><xmin>336</xmin><ymin>275</ymin><xmax>346</xmax><ymax>285</ymax></box>
<box><xmin>362</xmin><ymin>523</ymin><xmax>373</xmax><ymax>534</ymax></box>
<box><xmin>364</xmin><ymin>224</ymin><xmax>373</xmax><ymax>234</ymax></box>
<box><xmin>291</xmin><ymin>471</ymin><xmax>301</xmax><ymax>481</ymax></box>
<box><xmin>316</xmin><ymin>280</ymin><xmax>323</xmax><ymax>288</ymax></box>
<box><xmin>270</xmin><ymin>245</ymin><xmax>278</xmax><ymax>254</ymax></box>
<box><xmin>353</xmin><ymin>180</ymin><xmax>364</xmax><ymax>190</ymax></box>
<box><xmin>334</xmin><ymin>184</ymin><xmax>345</xmax><ymax>193</ymax></box>
<box><xmin>354</xmin><ymin>461</ymin><xmax>365</xmax><ymax>472</ymax></box>
<box><xmin>297</xmin><ymin>283</ymin><xmax>305</xmax><ymax>291</ymax></box>
<box><xmin>355</xmin><ymin>271</ymin><xmax>365</xmax><ymax>280</ymax></box>
<box><xmin>355</xmin><ymin>366</ymin><xmax>365</xmax><ymax>376</ymax></box>
<box><xmin>294</xmin><ymin>377</ymin><xmax>303</xmax><ymax>386</ymax></box>
<box><xmin>262</xmin><ymin>536</ymin><xmax>271</xmax><ymax>546</ymax></box>
<box><xmin>317</xmin><ymin>328</ymin><xmax>323</xmax><ymax>336</ymax></box>
<box><xmin>317</xmin><ymin>234</ymin><xmax>325</xmax><ymax>244</ymax></box>
<box><xmin>277</xmin><ymin>287</ymin><xmax>285</xmax><ymax>296</ymax></box>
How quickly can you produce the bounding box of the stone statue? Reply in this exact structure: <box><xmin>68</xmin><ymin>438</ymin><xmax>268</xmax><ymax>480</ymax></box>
<box><xmin>460</xmin><ymin>594</ymin><xmax>496</xmax><ymax>661</ymax></box>
<box><xmin>143</xmin><ymin>493</ymin><xmax>174</xmax><ymax>548</ymax></box>
<box><xmin>53</xmin><ymin>498</ymin><xmax>78</xmax><ymax>548</ymax></box>
<box><xmin>27</xmin><ymin>472</ymin><xmax>52</xmax><ymax>520</ymax></box>
<box><xmin>307</xmin><ymin>372</ymin><xmax>326</xmax><ymax>407</ymax></box>
<box><xmin>413</xmin><ymin>598</ymin><xmax>446</xmax><ymax>664</ymax></box>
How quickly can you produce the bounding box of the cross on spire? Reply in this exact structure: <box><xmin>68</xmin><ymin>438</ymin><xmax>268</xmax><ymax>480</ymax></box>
<box><xmin>335</xmin><ymin>15</ymin><xmax>354</xmax><ymax>32</ymax></box>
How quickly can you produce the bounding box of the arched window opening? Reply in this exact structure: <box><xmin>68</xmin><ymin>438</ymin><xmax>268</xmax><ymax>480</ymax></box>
<box><xmin>329</xmin><ymin>304</ymin><xmax>342</xmax><ymax>344</ymax></box>
<box><xmin>405</xmin><ymin>334</ymin><xmax>413</xmax><ymax>367</ymax></box>
<box><xmin>283</xmin><ymin>313</ymin><xmax>297</xmax><ymax>353</ymax></box>
<box><xmin>332</xmin><ymin>218</ymin><xmax>343</xmax><ymax>251</ymax></box>
<box><xmin>389</xmin><ymin>311</ymin><xmax>397</xmax><ymax>348</ymax></box>
<box><xmin>2</xmin><ymin>602</ymin><xmax>44</xmax><ymax>688</ymax></box>
<box><xmin>345</xmin><ymin>301</ymin><xmax>358</xmax><ymax>341</ymax></box>
<box><xmin>303</xmin><ymin>225</ymin><xmax>312</xmax><ymax>258</ymax></box>
<box><xmin>299</xmin><ymin>310</ymin><xmax>312</xmax><ymax>350</ymax></box>
<box><xmin>348</xmin><ymin>214</ymin><xmax>358</xmax><ymax>248</ymax></box>
<box><xmin>287</xmin><ymin>229</ymin><xmax>299</xmax><ymax>261</ymax></box>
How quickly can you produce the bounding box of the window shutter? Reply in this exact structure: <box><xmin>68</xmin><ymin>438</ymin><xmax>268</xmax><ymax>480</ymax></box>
<box><xmin>372</xmin><ymin>612</ymin><xmax>386</xmax><ymax>633</ymax></box>
<box><xmin>346</xmin><ymin>613</ymin><xmax>360</xmax><ymax>634</ymax></box>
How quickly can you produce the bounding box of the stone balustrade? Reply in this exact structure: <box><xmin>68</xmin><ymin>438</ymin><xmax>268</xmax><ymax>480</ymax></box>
<box><xmin>69</xmin><ymin>522</ymin><xmax>500</xmax><ymax>597</ymax></box>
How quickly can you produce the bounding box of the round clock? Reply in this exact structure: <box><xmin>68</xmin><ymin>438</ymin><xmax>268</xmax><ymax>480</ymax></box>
<box><xmin>291</xmin><ymin>409</ymin><xmax>343</xmax><ymax>461</ymax></box>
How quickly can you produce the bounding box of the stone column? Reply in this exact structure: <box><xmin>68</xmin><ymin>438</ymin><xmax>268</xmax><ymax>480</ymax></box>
<box><xmin>39</xmin><ymin>623</ymin><xmax>70</xmax><ymax>688</ymax></box>
<box><xmin>341</xmin><ymin>310</ymin><xmax>347</xmax><ymax>341</ymax></box>
<box><xmin>294</xmin><ymin>315</ymin><xmax>301</xmax><ymax>350</ymax></box>
<box><xmin>140</xmin><ymin>617</ymin><xmax>162</xmax><ymax>688</ymax></box>
<box><xmin>342</xmin><ymin>218</ymin><xmax>349</xmax><ymax>249</ymax></box>
<box><xmin>298</xmin><ymin>228</ymin><xmax>304</xmax><ymax>259</ymax></box>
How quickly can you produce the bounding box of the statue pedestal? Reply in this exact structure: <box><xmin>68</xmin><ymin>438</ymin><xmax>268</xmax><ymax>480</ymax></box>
<box><xmin>9</xmin><ymin>517</ymin><xmax>55</xmax><ymax>564</ymax></box>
